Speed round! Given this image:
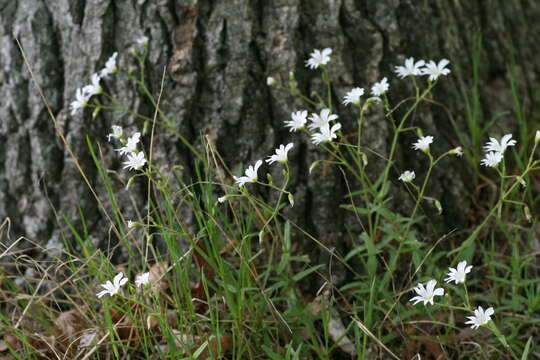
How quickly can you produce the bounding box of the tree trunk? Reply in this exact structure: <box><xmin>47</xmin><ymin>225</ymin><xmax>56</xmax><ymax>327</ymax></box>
<box><xmin>1</xmin><ymin>0</ymin><xmax>538</xmax><ymax>274</ymax></box>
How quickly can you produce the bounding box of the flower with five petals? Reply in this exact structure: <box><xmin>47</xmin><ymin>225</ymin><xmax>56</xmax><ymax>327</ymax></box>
<box><xmin>410</xmin><ymin>279</ymin><xmax>444</xmax><ymax>306</ymax></box>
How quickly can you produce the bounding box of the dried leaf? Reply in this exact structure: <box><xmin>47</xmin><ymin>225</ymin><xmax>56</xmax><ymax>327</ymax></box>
<box><xmin>149</xmin><ymin>261</ymin><xmax>169</xmax><ymax>291</ymax></box>
<box><xmin>328</xmin><ymin>315</ymin><xmax>356</xmax><ymax>356</ymax></box>
<box><xmin>55</xmin><ymin>309</ymin><xmax>88</xmax><ymax>341</ymax></box>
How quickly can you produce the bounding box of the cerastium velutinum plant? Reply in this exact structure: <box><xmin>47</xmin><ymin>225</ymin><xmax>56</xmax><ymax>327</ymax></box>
<box><xmin>3</xmin><ymin>36</ymin><xmax>539</xmax><ymax>360</ymax></box>
<box><xmin>265</xmin><ymin>48</ymin><xmax>539</xmax><ymax>358</ymax></box>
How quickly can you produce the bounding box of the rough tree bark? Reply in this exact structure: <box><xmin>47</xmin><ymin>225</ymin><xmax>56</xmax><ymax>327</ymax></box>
<box><xmin>1</xmin><ymin>0</ymin><xmax>538</xmax><ymax>279</ymax></box>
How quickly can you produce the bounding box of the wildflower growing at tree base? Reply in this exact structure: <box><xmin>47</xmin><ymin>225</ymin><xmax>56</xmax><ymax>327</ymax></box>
<box><xmin>116</xmin><ymin>132</ymin><xmax>142</xmax><ymax>155</ymax></box>
<box><xmin>135</xmin><ymin>272</ymin><xmax>150</xmax><ymax>288</ymax></box>
<box><xmin>266</xmin><ymin>143</ymin><xmax>294</xmax><ymax>165</ymax></box>
<box><xmin>308</xmin><ymin>109</ymin><xmax>338</xmax><ymax>130</ymax></box>
<box><xmin>422</xmin><ymin>59</ymin><xmax>451</xmax><ymax>81</ymax></box>
<box><xmin>412</xmin><ymin>136</ymin><xmax>434</xmax><ymax>153</ymax></box>
<box><xmin>398</xmin><ymin>170</ymin><xmax>415</xmax><ymax>183</ymax></box>
<box><xmin>234</xmin><ymin>160</ymin><xmax>263</xmax><ymax>187</ymax></box>
<box><xmin>465</xmin><ymin>306</ymin><xmax>494</xmax><ymax>329</ymax></box>
<box><xmin>410</xmin><ymin>280</ymin><xmax>444</xmax><ymax>306</ymax></box>
<box><xmin>305</xmin><ymin>48</ymin><xmax>332</xmax><ymax>69</ymax></box>
<box><xmin>285</xmin><ymin>111</ymin><xmax>307</xmax><ymax>132</ymax></box>
<box><xmin>96</xmin><ymin>272</ymin><xmax>128</xmax><ymax>298</ymax></box>
<box><xmin>267</xmin><ymin>77</ymin><xmax>277</xmax><ymax>86</ymax></box>
<box><xmin>311</xmin><ymin>123</ymin><xmax>341</xmax><ymax>145</ymax></box>
<box><xmin>371</xmin><ymin>77</ymin><xmax>389</xmax><ymax>97</ymax></box>
<box><xmin>481</xmin><ymin>151</ymin><xmax>503</xmax><ymax>167</ymax></box>
<box><xmin>444</xmin><ymin>260</ymin><xmax>473</xmax><ymax>284</ymax></box>
<box><xmin>100</xmin><ymin>52</ymin><xmax>118</xmax><ymax>77</ymax></box>
<box><xmin>342</xmin><ymin>87</ymin><xmax>364</xmax><ymax>106</ymax></box>
<box><xmin>483</xmin><ymin>134</ymin><xmax>516</xmax><ymax>154</ymax></box>
<box><xmin>107</xmin><ymin>125</ymin><xmax>123</xmax><ymax>142</ymax></box>
<box><xmin>123</xmin><ymin>152</ymin><xmax>147</xmax><ymax>171</ymax></box>
<box><xmin>70</xmin><ymin>88</ymin><xmax>90</xmax><ymax>115</ymax></box>
<box><xmin>394</xmin><ymin>57</ymin><xmax>425</xmax><ymax>78</ymax></box>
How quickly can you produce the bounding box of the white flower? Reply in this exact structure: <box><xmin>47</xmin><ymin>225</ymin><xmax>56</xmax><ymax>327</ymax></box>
<box><xmin>398</xmin><ymin>170</ymin><xmax>415</xmax><ymax>183</ymax></box>
<box><xmin>127</xmin><ymin>220</ymin><xmax>135</xmax><ymax>229</ymax></box>
<box><xmin>217</xmin><ymin>196</ymin><xmax>227</xmax><ymax>203</ymax></box>
<box><xmin>266</xmin><ymin>76</ymin><xmax>276</xmax><ymax>86</ymax></box>
<box><xmin>116</xmin><ymin>132</ymin><xmax>141</xmax><ymax>155</ymax></box>
<box><xmin>308</xmin><ymin>109</ymin><xmax>338</xmax><ymax>130</ymax></box>
<box><xmin>412</xmin><ymin>136</ymin><xmax>434</xmax><ymax>152</ymax></box>
<box><xmin>82</xmin><ymin>73</ymin><xmax>102</xmax><ymax>97</ymax></box>
<box><xmin>311</xmin><ymin>123</ymin><xmax>341</xmax><ymax>145</ymax></box>
<box><xmin>70</xmin><ymin>88</ymin><xmax>90</xmax><ymax>115</ymax></box>
<box><xmin>234</xmin><ymin>160</ymin><xmax>263</xmax><ymax>187</ymax></box>
<box><xmin>305</xmin><ymin>48</ymin><xmax>332</xmax><ymax>69</ymax></box>
<box><xmin>465</xmin><ymin>306</ymin><xmax>494</xmax><ymax>330</ymax></box>
<box><xmin>266</xmin><ymin>143</ymin><xmax>294</xmax><ymax>165</ymax></box>
<box><xmin>371</xmin><ymin>77</ymin><xmax>389</xmax><ymax>96</ymax></box>
<box><xmin>535</xmin><ymin>130</ymin><xmax>540</xmax><ymax>143</ymax></box>
<box><xmin>123</xmin><ymin>151</ymin><xmax>147</xmax><ymax>171</ymax></box>
<box><xmin>135</xmin><ymin>272</ymin><xmax>150</xmax><ymax>288</ymax></box>
<box><xmin>285</xmin><ymin>111</ymin><xmax>308</xmax><ymax>132</ymax></box>
<box><xmin>107</xmin><ymin>125</ymin><xmax>123</xmax><ymax>142</ymax></box>
<box><xmin>136</xmin><ymin>35</ymin><xmax>149</xmax><ymax>46</ymax></box>
<box><xmin>480</xmin><ymin>151</ymin><xmax>503</xmax><ymax>167</ymax></box>
<box><xmin>444</xmin><ymin>260</ymin><xmax>473</xmax><ymax>284</ymax></box>
<box><xmin>342</xmin><ymin>87</ymin><xmax>364</xmax><ymax>105</ymax></box>
<box><xmin>394</xmin><ymin>57</ymin><xmax>425</xmax><ymax>78</ymax></box>
<box><xmin>483</xmin><ymin>134</ymin><xmax>516</xmax><ymax>154</ymax></box>
<box><xmin>96</xmin><ymin>272</ymin><xmax>128</xmax><ymax>298</ymax></box>
<box><xmin>100</xmin><ymin>52</ymin><xmax>118</xmax><ymax>77</ymax></box>
<box><xmin>450</xmin><ymin>146</ymin><xmax>463</xmax><ymax>157</ymax></box>
<box><xmin>422</xmin><ymin>59</ymin><xmax>451</xmax><ymax>81</ymax></box>
<box><xmin>410</xmin><ymin>279</ymin><xmax>444</xmax><ymax>306</ymax></box>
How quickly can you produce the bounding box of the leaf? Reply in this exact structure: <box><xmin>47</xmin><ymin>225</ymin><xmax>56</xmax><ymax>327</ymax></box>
<box><xmin>148</xmin><ymin>261</ymin><xmax>170</xmax><ymax>291</ymax></box>
<box><xmin>521</xmin><ymin>337</ymin><xmax>533</xmax><ymax>360</ymax></box>
<box><xmin>292</xmin><ymin>264</ymin><xmax>325</xmax><ymax>282</ymax></box>
<box><xmin>55</xmin><ymin>309</ymin><xmax>88</xmax><ymax>342</ymax></box>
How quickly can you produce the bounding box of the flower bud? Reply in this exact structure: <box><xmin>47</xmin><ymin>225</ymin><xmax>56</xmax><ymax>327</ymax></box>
<box><xmin>288</xmin><ymin>193</ymin><xmax>295</xmax><ymax>207</ymax></box>
<box><xmin>309</xmin><ymin>161</ymin><xmax>321</xmax><ymax>174</ymax></box>
<box><xmin>450</xmin><ymin>146</ymin><xmax>463</xmax><ymax>157</ymax></box>
<box><xmin>434</xmin><ymin>199</ymin><xmax>443</xmax><ymax>214</ymax></box>
<box><xmin>217</xmin><ymin>196</ymin><xmax>227</xmax><ymax>203</ymax></box>
<box><xmin>362</xmin><ymin>153</ymin><xmax>368</xmax><ymax>167</ymax></box>
<box><xmin>524</xmin><ymin>205</ymin><xmax>532</xmax><ymax>223</ymax></box>
<box><xmin>266</xmin><ymin>76</ymin><xmax>277</xmax><ymax>86</ymax></box>
<box><xmin>126</xmin><ymin>176</ymin><xmax>136</xmax><ymax>190</ymax></box>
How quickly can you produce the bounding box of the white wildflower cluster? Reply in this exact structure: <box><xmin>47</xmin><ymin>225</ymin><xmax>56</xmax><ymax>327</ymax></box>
<box><xmin>233</xmin><ymin>143</ymin><xmax>294</xmax><ymax>188</ymax></box>
<box><xmin>107</xmin><ymin>125</ymin><xmax>147</xmax><ymax>171</ymax></box>
<box><xmin>410</xmin><ymin>260</ymin><xmax>495</xmax><ymax>330</ymax></box>
<box><xmin>398</xmin><ymin>135</ymin><xmax>464</xmax><ymax>185</ymax></box>
<box><xmin>480</xmin><ymin>134</ymin><xmax>516</xmax><ymax>168</ymax></box>
<box><xmin>283</xmin><ymin>108</ymin><xmax>341</xmax><ymax>146</ymax></box>
<box><xmin>300</xmin><ymin>49</ymin><xmax>451</xmax><ymax>147</ymax></box>
<box><xmin>96</xmin><ymin>271</ymin><xmax>151</xmax><ymax>298</ymax></box>
<box><xmin>70</xmin><ymin>53</ymin><xmax>118</xmax><ymax>115</ymax></box>
<box><xmin>394</xmin><ymin>57</ymin><xmax>451</xmax><ymax>81</ymax></box>
<box><xmin>136</xmin><ymin>35</ymin><xmax>149</xmax><ymax>46</ymax></box>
